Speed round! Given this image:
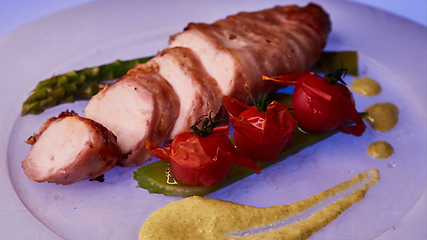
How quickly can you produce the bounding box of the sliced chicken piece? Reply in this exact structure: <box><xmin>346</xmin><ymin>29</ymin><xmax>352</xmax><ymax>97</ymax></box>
<box><xmin>126</xmin><ymin>63</ymin><xmax>180</xmax><ymax>144</ymax></box>
<box><xmin>169</xmin><ymin>25</ymin><xmax>249</xmax><ymax>102</ymax></box>
<box><xmin>152</xmin><ymin>47</ymin><xmax>223</xmax><ymax>138</ymax></box>
<box><xmin>169</xmin><ymin>3</ymin><xmax>330</xmax><ymax>101</ymax></box>
<box><xmin>22</xmin><ymin>111</ymin><xmax>121</xmax><ymax>185</ymax></box>
<box><xmin>84</xmin><ymin>65</ymin><xmax>179</xmax><ymax>167</ymax></box>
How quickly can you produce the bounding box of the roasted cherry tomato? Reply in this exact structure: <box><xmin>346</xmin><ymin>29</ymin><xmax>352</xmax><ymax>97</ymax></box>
<box><xmin>223</xmin><ymin>94</ymin><xmax>297</xmax><ymax>162</ymax></box>
<box><xmin>146</xmin><ymin>114</ymin><xmax>260</xmax><ymax>186</ymax></box>
<box><xmin>263</xmin><ymin>68</ymin><xmax>366</xmax><ymax>136</ymax></box>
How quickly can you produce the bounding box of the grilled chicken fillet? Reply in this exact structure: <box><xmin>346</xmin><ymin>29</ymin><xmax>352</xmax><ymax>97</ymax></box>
<box><xmin>24</xmin><ymin>3</ymin><xmax>331</xmax><ymax>180</ymax></box>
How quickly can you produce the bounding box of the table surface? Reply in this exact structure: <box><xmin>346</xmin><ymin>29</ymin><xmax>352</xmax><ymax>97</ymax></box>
<box><xmin>0</xmin><ymin>0</ymin><xmax>426</xmax><ymax>37</ymax></box>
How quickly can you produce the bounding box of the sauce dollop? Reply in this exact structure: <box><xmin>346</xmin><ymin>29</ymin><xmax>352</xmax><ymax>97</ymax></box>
<box><xmin>350</xmin><ymin>77</ymin><xmax>381</xmax><ymax>96</ymax></box>
<box><xmin>364</xmin><ymin>103</ymin><xmax>399</xmax><ymax>132</ymax></box>
<box><xmin>367</xmin><ymin>141</ymin><xmax>394</xmax><ymax>158</ymax></box>
<box><xmin>138</xmin><ymin>169</ymin><xmax>380</xmax><ymax>240</ymax></box>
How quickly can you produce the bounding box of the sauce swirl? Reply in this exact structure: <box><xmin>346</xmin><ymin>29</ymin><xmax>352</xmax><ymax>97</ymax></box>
<box><xmin>139</xmin><ymin>169</ymin><xmax>380</xmax><ymax>240</ymax></box>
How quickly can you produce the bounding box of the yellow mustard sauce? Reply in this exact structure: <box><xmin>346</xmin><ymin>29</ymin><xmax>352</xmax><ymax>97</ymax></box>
<box><xmin>367</xmin><ymin>141</ymin><xmax>394</xmax><ymax>158</ymax></box>
<box><xmin>139</xmin><ymin>169</ymin><xmax>380</xmax><ymax>240</ymax></box>
<box><xmin>349</xmin><ymin>77</ymin><xmax>382</xmax><ymax>96</ymax></box>
<box><xmin>364</xmin><ymin>103</ymin><xmax>399</xmax><ymax>132</ymax></box>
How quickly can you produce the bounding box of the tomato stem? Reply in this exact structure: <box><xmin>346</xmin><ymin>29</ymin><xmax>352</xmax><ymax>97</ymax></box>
<box><xmin>324</xmin><ymin>62</ymin><xmax>348</xmax><ymax>85</ymax></box>
<box><xmin>189</xmin><ymin>112</ymin><xmax>226</xmax><ymax>137</ymax></box>
<box><xmin>246</xmin><ymin>86</ymin><xmax>269</xmax><ymax>113</ymax></box>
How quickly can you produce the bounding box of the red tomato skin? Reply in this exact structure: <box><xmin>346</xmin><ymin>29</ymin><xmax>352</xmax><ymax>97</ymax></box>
<box><xmin>146</xmin><ymin>125</ymin><xmax>259</xmax><ymax>186</ymax></box>
<box><xmin>290</xmin><ymin>74</ymin><xmax>359</xmax><ymax>134</ymax></box>
<box><xmin>264</xmin><ymin>72</ymin><xmax>366</xmax><ymax>136</ymax></box>
<box><xmin>225</xmin><ymin>98</ymin><xmax>297</xmax><ymax>162</ymax></box>
<box><xmin>292</xmin><ymin>84</ymin><xmax>349</xmax><ymax>132</ymax></box>
<box><xmin>238</xmin><ymin>107</ymin><xmax>265</xmax><ymax>130</ymax></box>
<box><xmin>234</xmin><ymin>106</ymin><xmax>294</xmax><ymax>162</ymax></box>
<box><xmin>169</xmin><ymin>154</ymin><xmax>233</xmax><ymax>186</ymax></box>
<box><xmin>168</xmin><ymin>127</ymin><xmax>234</xmax><ymax>186</ymax></box>
<box><xmin>233</xmin><ymin>130</ymin><xmax>293</xmax><ymax>162</ymax></box>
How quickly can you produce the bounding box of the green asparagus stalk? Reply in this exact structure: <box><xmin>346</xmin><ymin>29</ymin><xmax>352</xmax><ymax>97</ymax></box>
<box><xmin>21</xmin><ymin>56</ymin><xmax>153</xmax><ymax>115</ymax></box>
<box><xmin>310</xmin><ymin>51</ymin><xmax>358</xmax><ymax>76</ymax></box>
<box><xmin>21</xmin><ymin>51</ymin><xmax>357</xmax><ymax>116</ymax></box>
<box><xmin>134</xmin><ymin>125</ymin><xmax>336</xmax><ymax>197</ymax></box>
<box><xmin>133</xmin><ymin>119</ymin><xmax>366</xmax><ymax>198</ymax></box>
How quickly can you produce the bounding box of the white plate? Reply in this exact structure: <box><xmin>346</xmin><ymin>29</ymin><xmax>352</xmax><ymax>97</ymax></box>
<box><xmin>1</xmin><ymin>0</ymin><xmax>426</xmax><ymax>239</ymax></box>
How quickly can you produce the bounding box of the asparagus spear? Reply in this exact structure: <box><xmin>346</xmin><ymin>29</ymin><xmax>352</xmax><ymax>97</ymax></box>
<box><xmin>310</xmin><ymin>51</ymin><xmax>358</xmax><ymax>76</ymax></box>
<box><xmin>21</xmin><ymin>56</ymin><xmax>153</xmax><ymax>115</ymax></box>
<box><xmin>21</xmin><ymin>51</ymin><xmax>357</xmax><ymax>116</ymax></box>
